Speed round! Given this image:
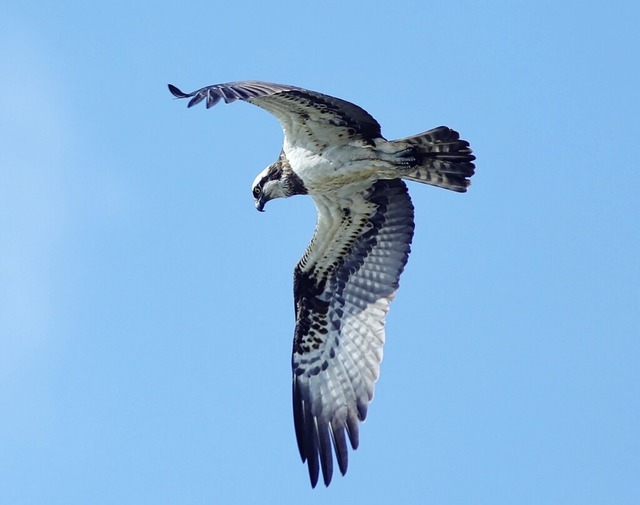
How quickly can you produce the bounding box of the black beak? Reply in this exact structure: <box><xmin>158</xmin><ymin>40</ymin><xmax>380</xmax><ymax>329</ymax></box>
<box><xmin>255</xmin><ymin>197</ymin><xmax>266</xmax><ymax>212</ymax></box>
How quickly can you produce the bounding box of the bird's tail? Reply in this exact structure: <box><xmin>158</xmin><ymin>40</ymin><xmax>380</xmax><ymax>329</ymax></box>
<box><xmin>393</xmin><ymin>127</ymin><xmax>476</xmax><ymax>192</ymax></box>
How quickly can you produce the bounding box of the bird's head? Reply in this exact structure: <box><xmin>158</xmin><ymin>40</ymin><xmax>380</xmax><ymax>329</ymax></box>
<box><xmin>251</xmin><ymin>158</ymin><xmax>307</xmax><ymax>212</ymax></box>
<box><xmin>251</xmin><ymin>162</ymin><xmax>285</xmax><ymax>212</ymax></box>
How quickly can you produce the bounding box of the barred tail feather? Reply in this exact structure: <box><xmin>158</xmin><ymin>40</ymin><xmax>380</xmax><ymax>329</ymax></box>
<box><xmin>395</xmin><ymin>126</ymin><xmax>476</xmax><ymax>192</ymax></box>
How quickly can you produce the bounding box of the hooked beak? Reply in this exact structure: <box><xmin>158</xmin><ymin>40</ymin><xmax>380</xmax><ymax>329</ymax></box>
<box><xmin>254</xmin><ymin>197</ymin><xmax>266</xmax><ymax>212</ymax></box>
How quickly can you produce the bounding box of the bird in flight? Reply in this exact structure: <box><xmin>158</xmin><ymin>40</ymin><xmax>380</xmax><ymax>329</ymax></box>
<box><xmin>168</xmin><ymin>81</ymin><xmax>475</xmax><ymax>487</ymax></box>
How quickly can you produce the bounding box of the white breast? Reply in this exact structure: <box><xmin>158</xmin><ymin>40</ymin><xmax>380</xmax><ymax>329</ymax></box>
<box><xmin>284</xmin><ymin>139</ymin><xmax>394</xmax><ymax>195</ymax></box>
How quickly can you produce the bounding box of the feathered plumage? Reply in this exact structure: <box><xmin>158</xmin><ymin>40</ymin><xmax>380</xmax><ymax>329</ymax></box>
<box><xmin>169</xmin><ymin>80</ymin><xmax>475</xmax><ymax>487</ymax></box>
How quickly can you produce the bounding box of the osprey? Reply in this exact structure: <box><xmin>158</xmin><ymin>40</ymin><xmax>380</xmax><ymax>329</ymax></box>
<box><xmin>168</xmin><ymin>81</ymin><xmax>475</xmax><ymax>487</ymax></box>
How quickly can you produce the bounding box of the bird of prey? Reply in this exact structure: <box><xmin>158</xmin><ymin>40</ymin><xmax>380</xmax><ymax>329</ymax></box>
<box><xmin>168</xmin><ymin>81</ymin><xmax>475</xmax><ymax>487</ymax></box>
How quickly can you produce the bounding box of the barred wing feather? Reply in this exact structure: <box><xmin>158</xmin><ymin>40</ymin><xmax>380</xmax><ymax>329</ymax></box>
<box><xmin>292</xmin><ymin>178</ymin><xmax>414</xmax><ymax>487</ymax></box>
<box><xmin>168</xmin><ymin>80</ymin><xmax>383</xmax><ymax>148</ymax></box>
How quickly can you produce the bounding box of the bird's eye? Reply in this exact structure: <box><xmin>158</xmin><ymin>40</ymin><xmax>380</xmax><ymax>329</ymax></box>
<box><xmin>253</xmin><ymin>186</ymin><xmax>262</xmax><ymax>198</ymax></box>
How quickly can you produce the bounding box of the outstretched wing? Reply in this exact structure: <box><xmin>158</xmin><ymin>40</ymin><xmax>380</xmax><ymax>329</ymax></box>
<box><xmin>292</xmin><ymin>178</ymin><xmax>414</xmax><ymax>487</ymax></box>
<box><xmin>168</xmin><ymin>81</ymin><xmax>383</xmax><ymax>149</ymax></box>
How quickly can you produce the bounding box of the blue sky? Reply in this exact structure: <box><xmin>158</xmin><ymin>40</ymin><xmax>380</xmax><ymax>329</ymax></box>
<box><xmin>1</xmin><ymin>1</ymin><xmax>638</xmax><ymax>503</ymax></box>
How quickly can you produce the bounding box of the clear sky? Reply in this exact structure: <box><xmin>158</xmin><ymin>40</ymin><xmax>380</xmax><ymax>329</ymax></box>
<box><xmin>1</xmin><ymin>1</ymin><xmax>638</xmax><ymax>503</ymax></box>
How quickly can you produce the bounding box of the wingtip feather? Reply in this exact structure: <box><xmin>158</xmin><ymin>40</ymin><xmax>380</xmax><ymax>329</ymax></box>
<box><xmin>167</xmin><ymin>83</ymin><xmax>189</xmax><ymax>98</ymax></box>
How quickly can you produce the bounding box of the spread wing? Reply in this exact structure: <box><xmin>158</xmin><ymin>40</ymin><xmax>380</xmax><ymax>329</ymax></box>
<box><xmin>168</xmin><ymin>81</ymin><xmax>383</xmax><ymax>150</ymax></box>
<box><xmin>292</xmin><ymin>178</ymin><xmax>414</xmax><ymax>487</ymax></box>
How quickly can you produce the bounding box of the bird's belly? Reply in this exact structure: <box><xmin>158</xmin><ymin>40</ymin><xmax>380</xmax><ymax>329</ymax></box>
<box><xmin>286</xmin><ymin>144</ymin><xmax>394</xmax><ymax>195</ymax></box>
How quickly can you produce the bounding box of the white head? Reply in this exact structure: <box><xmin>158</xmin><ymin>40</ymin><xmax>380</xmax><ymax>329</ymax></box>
<box><xmin>251</xmin><ymin>158</ymin><xmax>307</xmax><ymax>211</ymax></box>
